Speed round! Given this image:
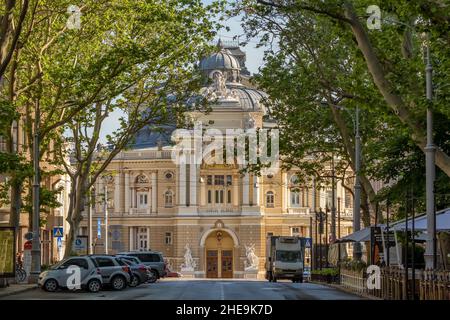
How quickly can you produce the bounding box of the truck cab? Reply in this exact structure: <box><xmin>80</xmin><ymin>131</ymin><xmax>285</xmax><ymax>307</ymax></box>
<box><xmin>266</xmin><ymin>236</ymin><xmax>305</xmax><ymax>283</ymax></box>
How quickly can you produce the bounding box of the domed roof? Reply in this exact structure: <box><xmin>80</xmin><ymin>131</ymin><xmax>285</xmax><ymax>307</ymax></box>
<box><xmin>228</xmin><ymin>85</ymin><xmax>270</xmax><ymax>114</ymax></box>
<box><xmin>199</xmin><ymin>39</ymin><xmax>240</xmax><ymax>71</ymax></box>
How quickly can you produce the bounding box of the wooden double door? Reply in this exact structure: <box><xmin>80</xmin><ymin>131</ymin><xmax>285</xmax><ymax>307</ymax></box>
<box><xmin>206</xmin><ymin>249</ymin><xmax>233</xmax><ymax>278</ymax></box>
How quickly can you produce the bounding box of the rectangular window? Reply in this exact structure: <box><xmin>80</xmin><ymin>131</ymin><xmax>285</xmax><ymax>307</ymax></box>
<box><xmin>138</xmin><ymin>192</ymin><xmax>148</xmax><ymax>209</ymax></box>
<box><xmin>227</xmin><ymin>190</ymin><xmax>231</xmax><ymax>204</ymax></box>
<box><xmin>207</xmin><ymin>175</ymin><xmax>212</xmax><ymax>185</ymax></box>
<box><xmin>226</xmin><ymin>175</ymin><xmax>232</xmax><ymax>186</ymax></box>
<box><xmin>95</xmin><ymin>257</ymin><xmax>115</xmax><ymax>267</ymax></box>
<box><xmin>208</xmin><ymin>190</ymin><xmax>212</xmax><ymax>204</ymax></box>
<box><xmin>165</xmin><ymin>232</ymin><xmax>172</xmax><ymax>245</ymax></box>
<box><xmin>215</xmin><ymin>190</ymin><xmax>224</xmax><ymax>203</ymax></box>
<box><xmin>345</xmin><ymin>190</ymin><xmax>352</xmax><ymax>208</ymax></box>
<box><xmin>291</xmin><ymin>227</ymin><xmax>300</xmax><ymax>236</ymax></box>
<box><xmin>214</xmin><ymin>175</ymin><xmax>224</xmax><ymax>186</ymax></box>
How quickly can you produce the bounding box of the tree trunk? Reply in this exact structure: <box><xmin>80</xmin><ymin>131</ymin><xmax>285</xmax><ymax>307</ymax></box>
<box><xmin>343</xmin><ymin>3</ymin><xmax>450</xmax><ymax>178</ymax></box>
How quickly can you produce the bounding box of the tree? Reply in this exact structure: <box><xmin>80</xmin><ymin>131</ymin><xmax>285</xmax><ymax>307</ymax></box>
<box><xmin>241</xmin><ymin>0</ymin><xmax>450</xmax><ymax>177</ymax></box>
<box><xmin>0</xmin><ymin>0</ymin><xmax>29</xmax><ymax>79</ymax></box>
<box><xmin>47</xmin><ymin>0</ymin><xmax>224</xmax><ymax>256</ymax></box>
<box><xmin>235</xmin><ymin>0</ymin><xmax>450</xmax><ymax>224</ymax></box>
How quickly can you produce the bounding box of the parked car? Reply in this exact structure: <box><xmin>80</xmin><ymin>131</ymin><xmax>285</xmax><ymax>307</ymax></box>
<box><xmin>115</xmin><ymin>255</ymin><xmax>152</xmax><ymax>287</ymax></box>
<box><xmin>38</xmin><ymin>256</ymin><xmax>102</xmax><ymax>293</ymax></box>
<box><xmin>118</xmin><ymin>251</ymin><xmax>166</xmax><ymax>281</ymax></box>
<box><xmin>89</xmin><ymin>255</ymin><xmax>131</xmax><ymax>290</ymax></box>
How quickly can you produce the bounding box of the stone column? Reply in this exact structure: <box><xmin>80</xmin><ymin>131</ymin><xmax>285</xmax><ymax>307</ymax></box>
<box><xmin>114</xmin><ymin>173</ymin><xmax>121</xmax><ymax>213</ymax></box>
<box><xmin>282</xmin><ymin>172</ymin><xmax>287</xmax><ymax>212</ymax></box>
<box><xmin>243</xmin><ymin>173</ymin><xmax>249</xmax><ymax>205</ymax></box>
<box><xmin>190</xmin><ymin>163</ymin><xmax>197</xmax><ymax>206</ymax></box>
<box><xmin>151</xmin><ymin>172</ymin><xmax>157</xmax><ymax>213</ymax></box>
<box><xmin>233</xmin><ymin>175</ymin><xmax>239</xmax><ymax>206</ymax></box>
<box><xmin>124</xmin><ymin>172</ymin><xmax>130</xmax><ymax>213</ymax></box>
<box><xmin>179</xmin><ymin>162</ymin><xmax>186</xmax><ymax>206</ymax></box>
<box><xmin>285</xmin><ymin>173</ymin><xmax>290</xmax><ymax>211</ymax></box>
<box><xmin>129</xmin><ymin>227</ymin><xmax>134</xmax><ymax>251</ymax></box>
<box><xmin>253</xmin><ymin>175</ymin><xmax>260</xmax><ymax>206</ymax></box>
<box><xmin>200</xmin><ymin>177</ymin><xmax>206</xmax><ymax>206</ymax></box>
<box><xmin>147</xmin><ymin>188</ymin><xmax>152</xmax><ymax>214</ymax></box>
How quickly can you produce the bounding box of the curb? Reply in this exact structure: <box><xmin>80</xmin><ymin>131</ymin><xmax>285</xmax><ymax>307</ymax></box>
<box><xmin>0</xmin><ymin>285</ymin><xmax>38</xmax><ymax>298</ymax></box>
<box><xmin>310</xmin><ymin>281</ymin><xmax>382</xmax><ymax>300</ymax></box>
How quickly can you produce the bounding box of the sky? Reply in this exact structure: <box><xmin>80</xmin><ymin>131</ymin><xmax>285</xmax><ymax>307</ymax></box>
<box><xmin>99</xmin><ymin>2</ymin><xmax>266</xmax><ymax>143</ymax></box>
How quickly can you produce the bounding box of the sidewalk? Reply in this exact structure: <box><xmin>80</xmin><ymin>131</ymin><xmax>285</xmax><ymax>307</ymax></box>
<box><xmin>0</xmin><ymin>282</ymin><xmax>37</xmax><ymax>298</ymax></box>
<box><xmin>310</xmin><ymin>281</ymin><xmax>380</xmax><ymax>300</ymax></box>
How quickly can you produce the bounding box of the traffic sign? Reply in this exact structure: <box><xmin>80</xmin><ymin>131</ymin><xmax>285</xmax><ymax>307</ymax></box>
<box><xmin>24</xmin><ymin>240</ymin><xmax>32</xmax><ymax>250</ymax></box>
<box><xmin>24</xmin><ymin>232</ymin><xmax>33</xmax><ymax>241</ymax></box>
<box><xmin>57</xmin><ymin>236</ymin><xmax>62</xmax><ymax>249</ymax></box>
<box><xmin>304</xmin><ymin>238</ymin><xmax>312</xmax><ymax>248</ymax></box>
<box><xmin>97</xmin><ymin>219</ymin><xmax>101</xmax><ymax>239</ymax></box>
<box><xmin>53</xmin><ymin>227</ymin><xmax>63</xmax><ymax>238</ymax></box>
<box><xmin>73</xmin><ymin>235</ymin><xmax>88</xmax><ymax>255</ymax></box>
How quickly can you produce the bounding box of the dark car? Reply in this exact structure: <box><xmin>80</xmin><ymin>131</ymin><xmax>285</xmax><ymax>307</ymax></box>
<box><xmin>118</xmin><ymin>251</ymin><xmax>166</xmax><ymax>280</ymax></box>
<box><xmin>115</xmin><ymin>255</ymin><xmax>153</xmax><ymax>286</ymax></box>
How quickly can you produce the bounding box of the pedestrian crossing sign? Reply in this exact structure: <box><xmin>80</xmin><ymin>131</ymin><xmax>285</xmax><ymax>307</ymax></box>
<box><xmin>304</xmin><ymin>238</ymin><xmax>312</xmax><ymax>248</ymax></box>
<box><xmin>53</xmin><ymin>227</ymin><xmax>64</xmax><ymax>238</ymax></box>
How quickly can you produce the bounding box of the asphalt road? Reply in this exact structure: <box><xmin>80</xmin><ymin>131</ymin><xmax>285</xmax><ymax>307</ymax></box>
<box><xmin>1</xmin><ymin>279</ymin><xmax>364</xmax><ymax>300</ymax></box>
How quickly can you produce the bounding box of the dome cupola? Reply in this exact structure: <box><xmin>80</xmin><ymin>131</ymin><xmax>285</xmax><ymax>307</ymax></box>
<box><xmin>199</xmin><ymin>39</ymin><xmax>241</xmax><ymax>83</ymax></box>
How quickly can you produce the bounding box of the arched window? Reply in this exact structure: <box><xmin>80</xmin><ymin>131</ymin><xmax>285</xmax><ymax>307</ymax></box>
<box><xmin>266</xmin><ymin>191</ymin><xmax>275</xmax><ymax>208</ymax></box>
<box><xmin>164</xmin><ymin>190</ymin><xmax>173</xmax><ymax>207</ymax></box>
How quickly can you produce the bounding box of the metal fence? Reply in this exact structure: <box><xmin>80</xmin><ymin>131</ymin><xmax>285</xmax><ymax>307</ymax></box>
<box><xmin>339</xmin><ymin>266</ymin><xmax>450</xmax><ymax>300</ymax></box>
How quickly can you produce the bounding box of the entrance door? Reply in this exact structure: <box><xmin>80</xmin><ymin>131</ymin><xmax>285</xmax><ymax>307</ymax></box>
<box><xmin>206</xmin><ymin>250</ymin><xmax>218</xmax><ymax>278</ymax></box>
<box><xmin>221</xmin><ymin>250</ymin><xmax>233</xmax><ymax>278</ymax></box>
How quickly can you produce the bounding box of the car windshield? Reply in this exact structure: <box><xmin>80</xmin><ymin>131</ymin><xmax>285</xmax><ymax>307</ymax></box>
<box><xmin>50</xmin><ymin>261</ymin><xmax>64</xmax><ymax>270</ymax></box>
<box><xmin>276</xmin><ymin>250</ymin><xmax>302</xmax><ymax>262</ymax></box>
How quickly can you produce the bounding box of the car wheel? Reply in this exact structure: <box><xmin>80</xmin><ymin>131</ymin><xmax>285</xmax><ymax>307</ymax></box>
<box><xmin>111</xmin><ymin>275</ymin><xmax>127</xmax><ymax>291</ymax></box>
<box><xmin>147</xmin><ymin>270</ymin><xmax>157</xmax><ymax>283</ymax></box>
<box><xmin>129</xmin><ymin>275</ymin><xmax>140</xmax><ymax>287</ymax></box>
<box><xmin>43</xmin><ymin>279</ymin><xmax>58</xmax><ymax>292</ymax></box>
<box><xmin>87</xmin><ymin>279</ymin><xmax>101</xmax><ymax>293</ymax></box>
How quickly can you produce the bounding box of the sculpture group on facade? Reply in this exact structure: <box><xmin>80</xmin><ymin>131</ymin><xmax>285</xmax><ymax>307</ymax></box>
<box><xmin>244</xmin><ymin>244</ymin><xmax>259</xmax><ymax>271</ymax></box>
<box><xmin>180</xmin><ymin>243</ymin><xmax>197</xmax><ymax>271</ymax></box>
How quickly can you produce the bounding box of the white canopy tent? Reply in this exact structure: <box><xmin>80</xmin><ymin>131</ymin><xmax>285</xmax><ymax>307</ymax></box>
<box><xmin>391</xmin><ymin>208</ymin><xmax>450</xmax><ymax>232</ymax></box>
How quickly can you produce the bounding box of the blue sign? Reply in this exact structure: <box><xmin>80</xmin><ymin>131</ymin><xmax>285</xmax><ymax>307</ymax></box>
<box><xmin>304</xmin><ymin>238</ymin><xmax>312</xmax><ymax>248</ymax></box>
<box><xmin>97</xmin><ymin>219</ymin><xmax>101</xmax><ymax>239</ymax></box>
<box><xmin>53</xmin><ymin>227</ymin><xmax>63</xmax><ymax>238</ymax></box>
<box><xmin>57</xmin><ymin>236</ymin><xmax>62</xmax><ymax>249</ymax></box>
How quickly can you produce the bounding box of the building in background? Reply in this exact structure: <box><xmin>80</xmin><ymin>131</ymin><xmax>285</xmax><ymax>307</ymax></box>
<box><xmin>79</xmin><ymin>40</ymin><xmax>354</xmax><ymax>279</ymax></box>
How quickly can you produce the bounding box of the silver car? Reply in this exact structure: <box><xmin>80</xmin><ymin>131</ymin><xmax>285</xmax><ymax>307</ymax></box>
<box><xmin>89</xmin><ymin>255</ymin><xmax>131</xmax><ymax>290</ymax></box>
<box><xmin>38</xmin><ymin>256</ymin><xmax>102</xmax><ymax>293</ymax></box>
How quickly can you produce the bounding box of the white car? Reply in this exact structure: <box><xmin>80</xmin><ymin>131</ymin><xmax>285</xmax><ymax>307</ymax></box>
<box><xmin>38</xmin><ymin>256</ymin><xmax>103</xmax><ymax>293</ymax></box>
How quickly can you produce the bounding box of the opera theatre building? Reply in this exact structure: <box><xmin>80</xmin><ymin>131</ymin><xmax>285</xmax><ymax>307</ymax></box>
<box><xmin>79</xmin><ymin>41</ymin><xmax>354</xmax><ymax>279</ymax></box>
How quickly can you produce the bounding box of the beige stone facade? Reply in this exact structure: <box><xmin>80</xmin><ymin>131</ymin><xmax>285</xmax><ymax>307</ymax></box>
<box><xmin>79</xmin><ymin>41</ymin><xmax>354</xmax><ymax>278</ymax></box>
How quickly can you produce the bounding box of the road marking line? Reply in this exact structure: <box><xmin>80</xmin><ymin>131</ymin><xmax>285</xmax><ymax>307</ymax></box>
<box><xmin>219</xmin><ymin>283</ymin><xmax>225</xmax><ymax>300</ymax></box>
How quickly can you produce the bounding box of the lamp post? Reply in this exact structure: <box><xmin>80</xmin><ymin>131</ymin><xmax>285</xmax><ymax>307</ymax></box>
<box><xmin>353</xmin><ymin>106</ymin><xmax>362</xmax><ymax>260</ymax></box>
<box><xmin>331</xmin><ymin>154</ymin><xmax>336</xmax><ymax>243</ymax></box>
<box><xmin>30</xmin><ymin>103</ymin><xmax>41</xmax><ymax>283</ymax></box>
<box><xmin>424</xmin><ymin>38</ymin><xmax>436</xmax><ymax>270</ymax></box>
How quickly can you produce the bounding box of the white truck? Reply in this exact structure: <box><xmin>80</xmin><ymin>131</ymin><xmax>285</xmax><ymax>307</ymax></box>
<box><xmin>265</xmin><ymin>236</ymin><xmax>305</xmax><ymax>283</ymax></box>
